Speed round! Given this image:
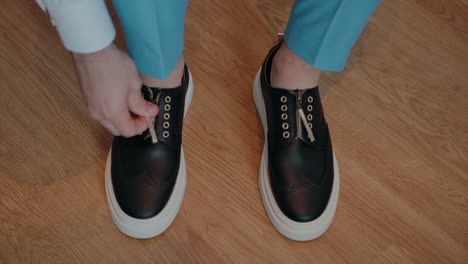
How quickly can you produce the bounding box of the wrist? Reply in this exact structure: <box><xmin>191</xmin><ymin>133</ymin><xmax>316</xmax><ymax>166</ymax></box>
<box><xmin>72</xmin><ymin>43</ymin><xmax>117</xmax><ymax>62</ymax></box>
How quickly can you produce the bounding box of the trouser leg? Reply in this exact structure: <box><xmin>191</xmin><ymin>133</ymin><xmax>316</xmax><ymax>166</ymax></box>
<box><xmin>284</xmin><ymin>0</ymin><xmax>381</xmax><ymax>71</ymax></box>
<box><xmin>112</xmin><ymin>0</ymin><xmax>188</xmax><ymax>79</ymax></box>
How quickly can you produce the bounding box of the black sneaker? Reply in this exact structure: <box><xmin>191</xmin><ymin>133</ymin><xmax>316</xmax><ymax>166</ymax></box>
<box><xmin>253</xmin><ymin>44</ymin><xmax>339</xmax><ymax>241</ymax></box>
<box><xmin>105</xmin><ymin>65</ymin><xmax>193</xmax><ymax>239</ymax></box>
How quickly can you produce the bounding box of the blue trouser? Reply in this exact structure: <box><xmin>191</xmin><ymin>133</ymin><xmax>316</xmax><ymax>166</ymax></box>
<box><xmin>112</xmin><ymin>0</ymin><xmax>381</xmax><ymax>79</ymax></box>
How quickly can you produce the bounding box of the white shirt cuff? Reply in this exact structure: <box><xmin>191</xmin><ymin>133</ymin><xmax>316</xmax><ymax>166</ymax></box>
<box><xmin>41</xmin><ymin>0</ymin><xmax>116</xmax><ymax>53</ymax></box>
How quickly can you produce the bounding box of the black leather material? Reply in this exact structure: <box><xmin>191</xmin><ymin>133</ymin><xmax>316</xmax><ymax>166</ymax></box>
<box><xmin>110</xmin><ymin>65</ymin><xmax>189</xmax><ymax>219</ymax></box>
<box><xmin>260</xmin><ymin>44</ymin><xmax>334</xmax><ymax>222</ymax></box>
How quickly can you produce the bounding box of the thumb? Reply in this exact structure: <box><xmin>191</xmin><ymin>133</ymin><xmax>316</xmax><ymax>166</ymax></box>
<box><xmin>128</xmin><ymin>91</ymin><xmax>159</xmax><ymax>117</ymax></box>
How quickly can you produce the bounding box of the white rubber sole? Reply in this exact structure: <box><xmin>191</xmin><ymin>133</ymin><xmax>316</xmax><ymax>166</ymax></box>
<box><xmin>253</xmin><ymin>69</ymin><xmax>340</xmax><ymax>241</ymax></box>
<box><xmin>104</xmin><ymin>70</ymin><xmax>194</xmax><ymax>239</ymax></box>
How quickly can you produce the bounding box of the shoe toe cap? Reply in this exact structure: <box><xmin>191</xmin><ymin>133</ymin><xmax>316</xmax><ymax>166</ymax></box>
<box><xmin>269</xmin><ymin>158</ymin><xmax>334</xmax><ymax>223</ymax></box>
<box><xmin>111</xmin><ymin>145</ymin><xmax>179</xmax><ymax>220</ymax></box>
<box><xmin>276</xmin><ymin>187</ymin><xmax>330</xmax><ymax>222</ymax></box>
<box><xmin>115</xmin><ymin>184</ymin><xmax>173</xmax><ymax>219</ymax></box>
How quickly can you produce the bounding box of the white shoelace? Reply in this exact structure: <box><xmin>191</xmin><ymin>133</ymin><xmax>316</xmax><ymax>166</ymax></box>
<box><xmin>144</xmin><ymin>88</ymin><xmax>160</xmax><ymax>144</ymax></box>
<box><xmin>298</xmin><ymin>108</ymin><xmax>315</xmax><ymax>142</ymax></box>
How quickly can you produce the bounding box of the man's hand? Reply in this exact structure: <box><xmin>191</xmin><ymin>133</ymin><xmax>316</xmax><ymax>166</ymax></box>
<box><xmin>72</xmin><ymin>43</ymin><xmax>158</xmax><ymax>137</ymax></box>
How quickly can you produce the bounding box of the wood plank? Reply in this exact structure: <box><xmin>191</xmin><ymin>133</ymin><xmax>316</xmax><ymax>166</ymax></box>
<box><xmin>0</xmin><ymin>0</ymin><xmax>466</xmax><ymax>263</ymax></box>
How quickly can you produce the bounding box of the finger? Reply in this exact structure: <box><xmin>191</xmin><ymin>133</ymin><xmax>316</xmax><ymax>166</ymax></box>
<box><xmin>114</xmin><ymin>112</ymin><xmax>149</xmax><ymax>137</ymax></box>
<box><xmin>128</xmin><ymin>90</ymin><xmax>159</xmax><ymax>117</ymax></box>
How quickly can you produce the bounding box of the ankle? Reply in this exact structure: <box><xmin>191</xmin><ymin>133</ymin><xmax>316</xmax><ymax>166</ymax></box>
<box><xmin>270</xmin><ymin>43</ymin><xmax>321</xmax><ymax>90</ymax></box>
<box><xmin>141</xmin><ymin>56</ymin><xmax>185</xmax><ymax>89</ymax></box>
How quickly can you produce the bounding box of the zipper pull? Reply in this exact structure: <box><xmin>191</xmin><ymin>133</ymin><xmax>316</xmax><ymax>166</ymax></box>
<box><xmin>296</xmin><ymin>90</ymin><xmax>304</xmax><ymax>139</ymax></box>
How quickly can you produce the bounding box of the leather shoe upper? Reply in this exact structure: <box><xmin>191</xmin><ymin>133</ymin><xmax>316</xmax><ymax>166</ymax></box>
<box><xmin>111</xmin><ymin>65</ymin><xmax>189</xmax><ymax>219</ymax></box>
<box><xmin>260</xmin><ymin>44</ymin><xmax>334</xmax><ymax>222</ymax></box>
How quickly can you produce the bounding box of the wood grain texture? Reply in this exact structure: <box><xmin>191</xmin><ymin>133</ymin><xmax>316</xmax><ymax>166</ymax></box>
<box><xmin>1</xmin><ymin>0</ymin><xmax>467</xmax><ymax>263</ymax></box>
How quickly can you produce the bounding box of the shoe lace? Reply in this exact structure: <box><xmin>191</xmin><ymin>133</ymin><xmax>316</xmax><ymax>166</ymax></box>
<box><xmin>298</xmin><ymin>108</ymin><xmax>315</xmax><ymax>142</ymax></box>
<box><xmin>143</xmin><ymin>87</ymin><xmax>161</xmax><ymax>144</ymax></box>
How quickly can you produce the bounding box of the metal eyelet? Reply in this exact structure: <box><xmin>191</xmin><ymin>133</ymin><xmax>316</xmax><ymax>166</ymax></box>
<box><xmin>164</xmin><ymin>104</ymin><xmax>171</xmax><ymax>111</ymax></box>
<box><xmin>165</xmin><ymin>96</ymin><xmax>171</xmax><ymax>103</ymax></box>
<box><xmin>283</xmin><ymin>131</ymin><xmax>290</xmax><ymax>139</ymax></box>
<box><xmin>164</xmin><ymin>113</ymin><xmax>170</xmax><ymax>120</ymax></box>
<box><xmin>281</xmin><ymin>105</ymin><xmax>288</xmax><ymax>111</ymax></box>
<box><xmin>280</xmin><ymin>96</ymin><xmax>287</xmax><ymax>103</ymax></box>
<box><xmin>281</xmin><ymin>113</ymin><xmax>288</xmax><ymax>120</ymax></box>
<box><xmin>307</xmin><ymin>105</ymin><xmax>313</xmax><ymax>111</ymax></box>
<box><xmin>163</xmin><ymin>131</ymin><xmax>170</xmax><ymax>138</ymax></box>
<box><xmin>282</xmin><ymin>123</ymin><xmax>289</xmax><ymax>129</ymax></box>
<box><xmin>308</xmin><ymin>96</ymin><xmax>313</xmax><ymax>103</ymax></box>
<box><xmin>307</xmin><ymin>114</ymin><xmax>313</xmax><ymax>121</ymax></box>
<box><xmin>308</xmin><ymin>123</ymin><xmax>313</xmax><ymax>128</ymax></box>
<box><xmin>163</xmin><ymin>122</ymin><xmax>170</xmax><ymax>129</ymax></box>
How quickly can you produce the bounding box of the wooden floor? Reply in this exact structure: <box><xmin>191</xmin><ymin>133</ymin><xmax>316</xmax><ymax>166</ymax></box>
<box><xmin>1</xmin><ymin>0</ymin><xmax>467</xmax><ymax>263</ymax></box>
